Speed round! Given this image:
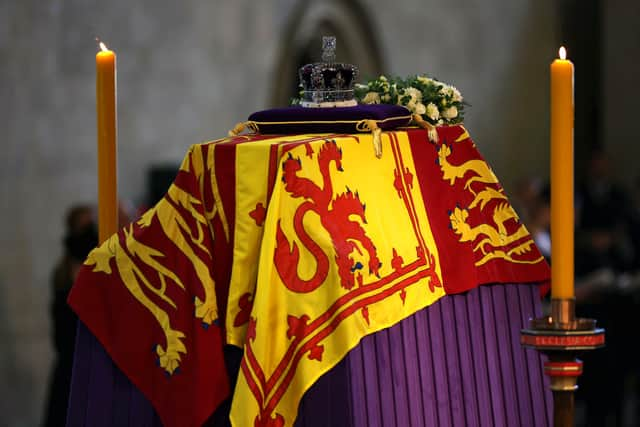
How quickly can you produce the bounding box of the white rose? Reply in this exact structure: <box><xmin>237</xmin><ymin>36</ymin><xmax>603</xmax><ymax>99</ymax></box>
<box><xmin>405</xmin><ymin>87</ymin><xmax>422</xmax><ymax>102</ymax></box>
<box><xmin>414</xmin><ymin>102</ymin><xmax>426</xmax><ymax>115</ymax></box>
<box><xmin>451</xmin><ymin>86</ymin><xmax>463</xmax><ymax>102</ymax></box>
<box><xmin>426</xmin><ymin>102</ymin><xmax>440</xmax><ymax>121</ymax></box>
<box><xmin>442</xmin><ymin>85</ymin><xmax>463</xmax><ymax>103</ymax></box>
<box><xmin>406</xmin><ymin>99</ymin><xmax>417</xmax><ymax>111</ymax></box>
<box><xmin>442</xmin><ymin>106</ymin><xmax>458</xmax><ymax>119</ymax></box>
<box><xmin>363</xmin><ymin>92</ymin><xmax>381</xmax><ymax>104</ymax></box>
<box><xmin>381</xmin><ymin>94</ymin><xmax>391</xmax><ymax>102</ymax></box>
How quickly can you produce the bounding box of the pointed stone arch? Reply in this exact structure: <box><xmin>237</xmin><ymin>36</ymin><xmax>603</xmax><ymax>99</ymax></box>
<box><xmin>269</xmin><ymin>0</ymin><xmax>385</xmax><ymax>107</ymax></box>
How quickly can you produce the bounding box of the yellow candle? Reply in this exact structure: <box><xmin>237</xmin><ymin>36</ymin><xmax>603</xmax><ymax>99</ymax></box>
<box><xmin>550</xmin><ymin>46</ymin><xmax>574</xmax><ymax>299</ymax></box>
<box><xmin>96</xmin><ymin>41</ymin><xmax>118</xmax><ymax>243</ymax></box>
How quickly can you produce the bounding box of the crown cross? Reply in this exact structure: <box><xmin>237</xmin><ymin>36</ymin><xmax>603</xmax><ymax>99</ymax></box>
<box><xmin>321</xmin><ymin>36</ymin><xmax>336</xmax><ymax>63</ymax></box>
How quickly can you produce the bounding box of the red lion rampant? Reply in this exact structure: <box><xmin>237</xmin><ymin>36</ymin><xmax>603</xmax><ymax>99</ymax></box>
<box><xmin>274</xmin><ymin>140</ymin><xmax>381</xmax><ymax>293</ymax></box>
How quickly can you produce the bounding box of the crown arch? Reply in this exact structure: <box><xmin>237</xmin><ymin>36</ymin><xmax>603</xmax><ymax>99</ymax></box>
<box><xmin>269</xmin><ymin>0</ymin><xmax>384</xmax><ymax>107</ymax></box>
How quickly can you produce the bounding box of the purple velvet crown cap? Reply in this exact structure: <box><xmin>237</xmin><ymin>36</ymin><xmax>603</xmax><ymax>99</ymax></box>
<box><xmin>247</xmin><ymin>104</ymin><xmax>412</xmax><ymax>134</ymax></box>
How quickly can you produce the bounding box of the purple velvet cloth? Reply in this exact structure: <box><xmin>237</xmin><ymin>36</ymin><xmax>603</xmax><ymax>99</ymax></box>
<box><xmin>247</xmin><ymin>105</ymin><xmax>412</xmax><ymax>134</ymax></box>
<box><xmin>67</xmin><ymin>283</ymin><xmax>552</xmax><ymax>427</ymax></box>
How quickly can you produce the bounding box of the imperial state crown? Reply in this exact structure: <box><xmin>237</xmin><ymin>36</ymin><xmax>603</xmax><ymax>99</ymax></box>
<box><xmin>298</xmin><ymin>36</ymin><xmax>359</xmax><ymax>107</ymax></box>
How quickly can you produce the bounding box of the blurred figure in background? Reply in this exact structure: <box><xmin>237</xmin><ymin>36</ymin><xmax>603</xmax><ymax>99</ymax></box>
<box><xmin>42</xmin><ymin>205</ymin><xmax>98</xmax><ymax>427</ymax></box>
<box><xmin>513</xmin><ymin>177</ymin><xmax>550</xmax><ymax>250</ymax></box>
<box><xmin>575</xmin><ymin>148</ymin><xmax>634</xmax><ymax>283</ymax></box>
<box><xmin>574</xmin><ymin>148</ymin><xmax>636</xmax><ymax>427</ymax></box>
<box><xmin>512</xmin><ymin>176</ymin><xmax>551</xmax><ymax>264</ymax></box>
<box><xmin>512</xmin><ymin>177</ymin><xmax>551</xmax><ymax>316</ymax></box>
<box><xmin>629</xmin><ymin>175</ymin><xmax>640</xmax><ymax>273</ymax></box>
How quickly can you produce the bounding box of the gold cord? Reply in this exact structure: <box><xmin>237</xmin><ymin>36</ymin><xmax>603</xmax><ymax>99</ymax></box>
<box><xmin>228</xmin><ymin>121</ymin><xmax>258</xmax><ymax>137</ymax></box>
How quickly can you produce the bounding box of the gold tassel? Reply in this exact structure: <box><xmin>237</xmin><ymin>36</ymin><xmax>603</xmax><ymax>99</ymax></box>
<box><xmin>228</xmin><ymin>121</ymin><xmax>249</xmax><ymax>137</ymax></box>
<box><xmin>412</xmin><ymin>114</ymin><xmax>439</xmax><ymax>144</ymax></box>
<box><xmin>372</xmin><ymin>127</ymin><xmax>382</xmax><ymax>158</ymax></box>
<box><xmin>358</xmin><ymin>119</ymin><xmax>383</xmax><ymax>158</ymax></box>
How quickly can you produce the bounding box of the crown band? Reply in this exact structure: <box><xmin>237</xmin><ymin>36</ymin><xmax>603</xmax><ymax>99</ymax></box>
<box><xmin>302</xmin><ymin>89</ymin><xmax>355</xmax><ymax>103</ymax></box>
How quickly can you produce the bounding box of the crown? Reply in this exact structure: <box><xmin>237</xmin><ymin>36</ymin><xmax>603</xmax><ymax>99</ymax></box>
<box><xmin>298</xmin><ymin>36</ymin><xmax>359</xmax><ymax>107</ymax></box>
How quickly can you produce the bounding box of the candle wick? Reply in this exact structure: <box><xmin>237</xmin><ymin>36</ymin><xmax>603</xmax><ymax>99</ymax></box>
<box><xmin>559</xmin><ymin>46</ymin><xmax>567</xmax><ymax>60</ymax></box>
<box><xmin>96</xmin><ymin>37</ymin><xmax>109</xmax><ymax>52</ymax></box>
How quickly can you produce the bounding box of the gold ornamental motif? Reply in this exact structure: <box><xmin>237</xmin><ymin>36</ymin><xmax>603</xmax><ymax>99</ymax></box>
<box><xmin>437</xmin><ymin>130</ymin><xmax>543</xmax><ymax>266</ymax></box>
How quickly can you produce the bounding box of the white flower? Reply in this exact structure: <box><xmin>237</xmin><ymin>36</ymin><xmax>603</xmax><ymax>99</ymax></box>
<box><xmin>404</xmin><ymin>87</ymin><xmax>422</xmax><ymax>102</ymax></box>
<box><xmin>441</xmin><ymin>85</ymin><xmax>463</xmax><ymax>103</ymax></box>
<box><xmin>450</xmin><ymin>86</ymin><xmax>463</xmax><ymax>102</ymax></box>
<box><xmin>381</xmin><ymin>93</ymin><xmax>391</xmax><ymax>102</ymax></box>
<box><xmin>378</xmin><ymin>76</ymin><xmax>390</xmax><ymax>91</ymax></box>
<box><xmin>414</xmin><ymin>102</ymin><xmax>426</xmax><ymax>115</ymax></box>
<box><xmin>363</xmin><ymin>92</ymin><xmax>381</xmax><ymax>104</ymax></box>
<box><xmin>417</xmin><ymin>75</ymin><xmax>433</xmax><ymax>85</ymax></box>
<box><xmin>442</xmin><ymin>106</ymin><xmax>458</xmax><ymax>119</ymax></box>
<box><xmin>406</xmin><ymin>99</ymin><xmax>417</xmax><ymax>111</ymax></box>
<box><xmin>426</xmin><ymin>102</ymin><xmax>440</xmax><ymax>121</ymax></box>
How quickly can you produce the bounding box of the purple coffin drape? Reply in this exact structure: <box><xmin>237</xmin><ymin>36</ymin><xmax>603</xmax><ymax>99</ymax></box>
<box><xmin>66</xmin><ymin>283</ymin><xmax>552</xmax><ymax>427</ymax></box>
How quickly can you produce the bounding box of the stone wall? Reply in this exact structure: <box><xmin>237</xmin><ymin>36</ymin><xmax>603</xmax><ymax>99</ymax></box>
<box><xmin>0</xmin><ymin>1</ymin><xmax>558</xmax><ymax>425</ymax></box>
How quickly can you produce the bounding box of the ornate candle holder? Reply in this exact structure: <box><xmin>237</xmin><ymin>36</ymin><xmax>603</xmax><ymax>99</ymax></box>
<box><xmin>521</xmin><ymin>298</ymin><xmax>605</xmax><ymax>427</ymax></box>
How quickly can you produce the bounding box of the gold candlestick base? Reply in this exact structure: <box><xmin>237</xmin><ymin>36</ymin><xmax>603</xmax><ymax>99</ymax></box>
<box><xmin>521</xmin><ymin>298</ymin><xmax>605</xmax><ymax>427</ymax></box>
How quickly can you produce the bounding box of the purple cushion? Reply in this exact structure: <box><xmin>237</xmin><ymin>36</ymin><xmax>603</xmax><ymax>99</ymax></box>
<box><xmin>248</xmin><ymin>104</ymin><xmax>412</xmax><ymax>134</ymax></box>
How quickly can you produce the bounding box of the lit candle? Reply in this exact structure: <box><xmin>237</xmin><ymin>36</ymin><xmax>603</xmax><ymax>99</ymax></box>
<box><xmin>96</xmin><ymin>40</ymin><xmax>118</xmax><ymax>243</ymax></box>
<box><xmin>550</xmin><ymin>46</ymin><xmax>574</xmax><ymax>299</ymax></box>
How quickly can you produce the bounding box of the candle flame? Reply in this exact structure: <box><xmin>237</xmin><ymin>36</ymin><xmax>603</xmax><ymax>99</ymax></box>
<box><xmin>99</xmin><ymin>41</ymin><xmax>109</xmax><ymax>52</ymax></box>
<box><xmin>559</xmin><ymin>46</ymin><xmax>567</xmax><ymax>60</ymax></box>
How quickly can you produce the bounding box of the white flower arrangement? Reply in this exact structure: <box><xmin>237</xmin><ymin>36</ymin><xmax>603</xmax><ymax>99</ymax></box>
<box><xmin>354</xmin><ymin>74</ymin><xmax>466</xmax><ymax>126</ymax></box>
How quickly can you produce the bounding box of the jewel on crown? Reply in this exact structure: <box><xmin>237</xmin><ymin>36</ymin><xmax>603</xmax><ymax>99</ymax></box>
<box><xmin>298</xmin><ymin>36</ymin><xmax>359</xmax><ymax>108</ymax></box>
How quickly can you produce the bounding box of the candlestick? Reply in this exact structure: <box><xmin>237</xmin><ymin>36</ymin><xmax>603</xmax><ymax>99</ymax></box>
<box><xmin>550</xmin><ymin>46</ymin><xmax>574</xmax><ymax>299</ymax></box>
<box><xmin>523</xmin><ymin>53</ymin><xmax>604</xmax><ymax>423</ymax></box>
<box><xmin>96</xmin><ymin>40</ymin><xmax>118</xmax><ymax>243</ymax></box>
